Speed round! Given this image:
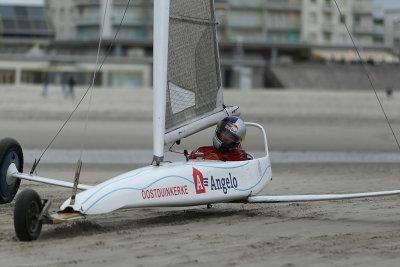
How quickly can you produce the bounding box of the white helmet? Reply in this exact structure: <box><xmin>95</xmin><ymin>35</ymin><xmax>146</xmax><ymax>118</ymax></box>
<box><xmin>213</xmin><ymin>116</ymin><xmax>246</xmax><ymax>152</ymax></box>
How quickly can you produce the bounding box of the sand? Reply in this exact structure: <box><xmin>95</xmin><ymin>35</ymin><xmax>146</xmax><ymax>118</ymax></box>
<box><xmin>1</xmin><ymin>85</ymin><xmax>400</xmax><ymax>266</ymax></box>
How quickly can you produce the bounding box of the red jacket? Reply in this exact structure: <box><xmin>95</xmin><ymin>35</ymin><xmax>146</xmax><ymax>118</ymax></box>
<box><xmin>189</xmin><ymin>146</ymin><xmax>248</xmax><ymax>161</ymax></box>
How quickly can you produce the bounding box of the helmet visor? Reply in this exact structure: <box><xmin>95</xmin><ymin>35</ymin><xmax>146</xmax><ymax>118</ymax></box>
<box><xmin>218</xmin><ymin>127</ymin><xmax>240</xmax><ymax>145</ymax></box>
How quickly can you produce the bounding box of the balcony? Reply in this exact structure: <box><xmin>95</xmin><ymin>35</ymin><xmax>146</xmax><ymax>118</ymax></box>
<box><xmin>111</xmin><ymin>18</ymin><xmax>152</xmax><ymax>27</ymax></box>
<box><xmin>264</xmin><ymin>0</ymin><xmax>301</xmax><ymax>11</ymax></box>
<box><xmin>372</xmin><ymin>25</ymin><xmax>384</xmax><ymax>35</ymax></box>
<box><xmin>227</xmin><ymin>22</ymin><xmax>262</xmax><ymax>30</ymax></box>
<box><xmin>353</xmin><ymin>25</ymin><xmax>374</xmax><ymax>34</ymax></box>
<box><xmin>74</xmin><ymin>15</ymin><xmax>99</xmax><ymax>26</ymax></box>
<box><xmin>323</xmin><ymin>4</ymin><xmax>333</xmax><ymax>13</ymax></box>
<box><xmin>113</xmin><ymin>0</ymin><xmax>151</xmax><ymax>7</ymax></box>
<box><xmin>353</xmin><ymin>5</ymin><xmax>374</xmax><ymax>15</ymax></box>
<box><xmin>322</xmin><ymin>23</ymin><xmax>334</xmax><ymax>32</ymax></box>
<box><xmin>229</xmin><ymin>0</ymin><xmax>263</xmax><ymax>8</ymax></box>
<box><xmin>266</xmin><ymin>23</ymin><xmax>300</xmax><ymax>31</ymax></box>
<box><xmin>74</xmin><ymin>0</ymin><xmax>99</xmax><ymax>7</ymax></box>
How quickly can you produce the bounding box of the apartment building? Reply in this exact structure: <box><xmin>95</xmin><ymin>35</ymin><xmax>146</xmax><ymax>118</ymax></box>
<box><xmin>0</xmin><ymin>0</ymin><xmax>53</xmax><ymax>50</ymax></box>
<box><xmin>45</xmin><ymin>0</ymin><xmax>75</xmax><ymax>40</ymax></box>
<box><xmin>214</xmin><ymin>0</ymin><xmax>383</xmax><ymax>46</ymax></box>
<box><xmin>215</xmin><ymin>0</ymin><xmax>395</xmax><ymax>64</ymax></box>
<box><xmin>384</xmin><ymin>9</ymin><xmax>400</xmax><ymax>57</ymax></box>
<box><xmin>0</xmin><ymin>0</ymin><xmax>397</xmax><ymax>88</ymax></box>
<box><xmin>68</xmin><ymin>0</ymin><xmax>153</xmax><ymax>41</ymax></box>
<box><xmin>0</xmin><ymin>0</ymin><xmax>54</xmax><ymax>84</ymax></box>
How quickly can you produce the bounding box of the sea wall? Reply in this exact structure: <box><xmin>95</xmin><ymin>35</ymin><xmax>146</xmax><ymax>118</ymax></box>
<box><xmin>270</xmin><ymin>63</ymin><xmax>400</xmax><ymax>90</ymax></box>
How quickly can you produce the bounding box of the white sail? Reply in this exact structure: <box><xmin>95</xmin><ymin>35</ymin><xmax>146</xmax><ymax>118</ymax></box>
<box><xmin>153</xmin><ymin>0</ymin><xmax>240</xmax><ymax>163</ymax></box>
<box><xmin>165</xmin><ymin>0</ymin><xmax>223</xmax><ymax>132</ymax></box>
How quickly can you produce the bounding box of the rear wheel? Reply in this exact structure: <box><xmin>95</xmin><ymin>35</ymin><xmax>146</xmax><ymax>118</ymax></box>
<box><xmin>0</xmin><ymin>138</ymin><xmax>23</xmax><ymax>203</ymax></box>
<box><xmin>14</xmin><ymin>189</ymin><xmax>43</xmax><ymax>241</ymax></box>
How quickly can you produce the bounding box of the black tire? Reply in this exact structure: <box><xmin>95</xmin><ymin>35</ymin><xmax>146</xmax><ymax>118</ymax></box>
<box><xmin>14</xmin><ymin>189</ymin><xmax>43</xmax><ymax>241</ymax></box>
<box><xmin>0</xmin><ymin>138</ymin><xmax>23</xmax><ymax>204</ymax></box>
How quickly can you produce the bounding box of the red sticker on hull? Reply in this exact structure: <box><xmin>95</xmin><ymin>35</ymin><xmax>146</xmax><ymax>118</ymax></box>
<box><xmin>192</xmin><ymin>167</ymin><xmax>206</xmax><ymax>194</ymax></box>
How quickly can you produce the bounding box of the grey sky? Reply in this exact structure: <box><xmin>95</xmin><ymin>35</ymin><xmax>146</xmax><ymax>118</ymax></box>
<box><xmin>0</xmin><ymin>0</ymin><xmax>397</xmax><ymax>10</ymax></box>
<box><xmin>0</xmin><ymin>0</ymin><xmax>43</xmax><ymax>6</ymax></box>
<box><xmin>374</xmin><ymin>0</ymin><xmax>400</xmax><ymax>9</ymax></box>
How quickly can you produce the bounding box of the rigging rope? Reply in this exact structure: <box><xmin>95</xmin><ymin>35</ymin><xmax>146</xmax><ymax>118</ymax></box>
<box><xmin>79</xmin><ymin>0</ymin><xmax>110</xmax><ymax>161</ymax></box>
<box><xmin>30</xmin><ymin>0</ymin><xmax>133</xmax><ymax>175</ymax></box>
<box><xmin>333</xmin><ymin>0</ymin><xmax>400</xmax><ymax>152</ymax></box>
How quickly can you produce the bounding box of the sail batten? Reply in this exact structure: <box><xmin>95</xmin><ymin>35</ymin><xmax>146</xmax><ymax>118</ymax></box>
<box><xmin>170</xmin><ymin>14</ymin><xmax>217</xmax><ymax>25</ymax></box>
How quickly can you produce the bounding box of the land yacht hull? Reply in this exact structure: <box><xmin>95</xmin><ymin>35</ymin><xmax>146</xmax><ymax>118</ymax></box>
<box><xmin>60</xmin><ymin>156</ymin><xmax>272</xmax><ymax>215</ymax></box>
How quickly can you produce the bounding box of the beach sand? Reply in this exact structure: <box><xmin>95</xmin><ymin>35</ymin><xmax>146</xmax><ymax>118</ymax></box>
<box><xmin>1</xmin><ymin>86</ymin><xmax>400</xmax><ymax>266</ymax></box>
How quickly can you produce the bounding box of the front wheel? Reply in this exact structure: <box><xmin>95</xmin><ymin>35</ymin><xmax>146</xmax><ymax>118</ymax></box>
<box><xmin>0</xmin><ymin>137</ymin><xmax>23</xmax><ymax>203</ymax></box>
<box><xmin>14</xmin><ymin>189</ymin><xmax>43</xmax><ymax>241</ymax></box>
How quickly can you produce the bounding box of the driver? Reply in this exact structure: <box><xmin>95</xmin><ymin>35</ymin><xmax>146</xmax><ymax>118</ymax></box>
<box><xmin>189</xmin><ymin>116</ymin><xmax>249</xmax><ymax>161</ymax></box>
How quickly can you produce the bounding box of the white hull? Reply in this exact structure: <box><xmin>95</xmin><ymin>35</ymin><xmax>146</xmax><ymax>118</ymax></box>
<box><xmin>60</xmin><ymin>156</ymin><xmax>272</xmax><ymax>214</ymax></box>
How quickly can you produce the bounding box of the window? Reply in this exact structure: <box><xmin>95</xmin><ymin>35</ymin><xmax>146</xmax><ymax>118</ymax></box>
<box><xmin>324</xmin><ymin>13</ymin><xmax>332</xmax><ymax>23</ymax></box>
<box><xmin>309</xmin><ymin>12</ymin><xmax>317</xmax><ymax>24</ymax></box>
<box><xmin>323</xmin><ymin>32</ymin><xmax>331</xmax><ymax>43</ymax></box>
<box><xmin>2</xmin><ymin>19</ymin><xmax>17</xmax><ymax>31</ymax></box>
<box><xmin>14</xmin><ymin>6</ymin><xmax>28</xmax><ymax>18</ymax></box>
<box><xmin>340</xmin><ymin>14</ymin><xmax>346</xmax><ymax>24</ymax></box>
<box><xmin>28</xmin><ymin>7</ymin><xmax>45</xmax><ymax>18</ymax></box>
<box><xmin>32</xmin><ymin>20</ymin><xmax>47</xmax><ymax>30</ymax></box>
<box><xmin>308</xmin><ymin>32</ymin><xmax>317</xmax><ymax>42</ymax></box>
<box><xmin>287</xmin><ymin>31</ymin><xmax>299</xmax><ymax>43</ymax></box>
<box><xmin>0</xmin><ymin>6</ymin><xmax>14</xmax><ymax>19</ymax></box>
<box><xmin>17</xmin><ymin>19</ymin><xmax>31</xmax><ymax>32</ymax></box>
<box><xmin>354</xmin><ymin>15</ymin><xmax>360</xmax><ymax>25</ymax></box>
<box><xmin>338</xmin><ymin>33</ymin><xmax>346</xmax><ymax>44</ymax></box>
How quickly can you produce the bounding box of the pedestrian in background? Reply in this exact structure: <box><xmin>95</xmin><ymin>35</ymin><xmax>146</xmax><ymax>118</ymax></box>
<box><xmin>68</xmin><ymin>75</ymin><xmax>76</xmax><ymax>99</ymax></box>
<box><xmin>61</xmin><ymin>72</ymin><xmax>68</xmax><ymax>97</ymax></box>
<box><xmin>41</xmin><ymin>72</ymin><xmax>48</xmax><ymax>97</ymax></box>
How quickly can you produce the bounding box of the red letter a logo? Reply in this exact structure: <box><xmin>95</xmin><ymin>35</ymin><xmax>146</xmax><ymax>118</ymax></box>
<box><xmin>192</xmin><ymin>167</ymin><xmax>206</xmax><ymax>194</ymax></box>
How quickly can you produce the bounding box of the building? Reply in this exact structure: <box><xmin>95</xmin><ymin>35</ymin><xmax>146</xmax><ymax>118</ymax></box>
<box><xmin>0</xmin><ymin>0</ymin><xmax>54</xmax><ymax>52</ymax></box>
<box><xmin>45</xmin><ymin>0</ymin><xmax>397</xmax><ymax>57</ymax></box>
<box><xmin>301</xmin><ymin>0</ymin><xmax>353</xmax><ymax>45</ymax></box>
<box><xmin>44</xmin><ymin>0</ymin><xmax>75</xmax><ymax>40</ymax></box>
<box><xmin>0</xmin><ymin>0</ymin><xmax>398</xmax><ymax>89</ymax></box>
<box><xmin>213</xmin><ymin>0</ymin><xmax>384</xmax><ymax>46</ymax></box>
<box><xmin>0</xmin><ymin>0</ymin><xmax>54</xmax><ymax>84</ymax></box>
<box><xmin>384</xmin><ymin>9</ymin><xmax>400</xmax><ymax>57</ymax></box>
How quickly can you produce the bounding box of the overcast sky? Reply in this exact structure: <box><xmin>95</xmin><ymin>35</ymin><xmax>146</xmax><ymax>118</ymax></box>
<box><xmin>0</xmin><ymin>0</ymin><xmax>398</xmax><ymax>10</ymax></box>
<box><xmin>374</xmin><ymin>0</ymin><xmax>400</xmax><ymax>9</ymax></box>
<box><xmin>0</xmin><ymin>0</ymin><xmax>43</xmax><ymax>6</ymax></box>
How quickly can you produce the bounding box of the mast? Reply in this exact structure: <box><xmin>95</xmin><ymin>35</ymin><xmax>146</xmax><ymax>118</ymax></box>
<box><xmin>153</xmin><ymin>0</ymin><xmax>170</xmax><ymax>165</ymax></box>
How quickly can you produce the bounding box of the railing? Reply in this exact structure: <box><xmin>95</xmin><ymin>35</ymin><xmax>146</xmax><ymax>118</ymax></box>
<box><xmin>264</xmin><ymin>0</ymin><xmax>301</xmax><ymax>11</ymax></box>
<box><xmin>266</xmin><ymin>24</ymin><xmax>300</xmax><ymax>31</ymax></box>
<box><xmin>322</xmin><ymin>23</ymin><xmax>334</xmax><ymax>32</ymax></box>
<box><xmin>323</xmin><ymin>3</ymin><xmax>333</xmax><ymax>13</ymax></box>
<box><xmin>73</xmin><ymin>0</ymin><xmax>99</xmax><ymax>6</ymax></box>
<box><xmin>74</xmin><ymin>16</ymin><xmax>99</xmax><ymax>25</ymax></box>
<box><xmin>353</xmin><ymin>25</ymin><xmax>374</xmax><ymax>34</ymax></box>
<box><xmin>353</xmin><ymin>5</ymin><xmax>374</xmax><ymax>14</ymax></box>
<box><xmin>229</xmin><ymin>0</ymin><xmax>263</xmax><ymax>8</ymax></box>
<box><xmin>245</xmin><ymin>122</ymin><xmax>269</xmax><ymax>157</ymax></box>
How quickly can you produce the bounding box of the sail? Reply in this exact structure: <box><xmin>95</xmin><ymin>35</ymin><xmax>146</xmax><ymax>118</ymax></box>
<box><xmin>153</xmin><ymin>0</ymin><xmax>240</xmax><ymax>162</ymax></box>
<box><xmin>165</xmin><ymin>0</ymin><xmax>223</xmax><ymax>133</ymax></box>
